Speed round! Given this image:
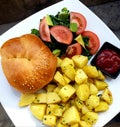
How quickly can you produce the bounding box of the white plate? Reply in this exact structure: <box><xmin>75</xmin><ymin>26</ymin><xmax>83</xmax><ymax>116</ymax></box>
<box><xmin>0</xmin><ymin>0</ymin><xmax>120</xmax><ymax>126</ymax></box>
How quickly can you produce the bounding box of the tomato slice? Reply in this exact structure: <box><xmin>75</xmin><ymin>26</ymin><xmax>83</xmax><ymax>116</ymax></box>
<box><xmin>82</xmin><ymin>31</ymin><xmax>100</xmax><ymax>55</ymax></box>
<box><xmin>39</xmin><ymin>17</ymin><xmax>51</xmax><ymax>42</ymax></box>
<box><xmin>50</xmin><ymin>25</ymin><xmax>73</xmax><ymax>45</ymax></box>
<box><xmin>70</xmin><ymin>12</ymin><xmax>87</xmax><ymax>35</ymax></box>
<box><xmin>65</xmin><ymin>43</ymin><xmax>82</xmax><ymax>58</ymax></box>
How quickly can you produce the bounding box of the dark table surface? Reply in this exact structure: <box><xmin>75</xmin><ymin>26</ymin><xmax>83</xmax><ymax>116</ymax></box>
<box><xmin>0</xmin><ymin>0</ymin><xmax>120</xmax><ymax>127</ymax></box>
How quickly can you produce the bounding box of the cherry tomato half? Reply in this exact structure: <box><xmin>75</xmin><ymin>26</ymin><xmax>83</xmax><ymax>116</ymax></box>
<box><xmin>65</xmin><ymin>43</ymin><xmax>82</xmax><ymax>58</ymax></box>
<box><xmin>70</xmin><ymin>12</ymin><xmax>87</xmax><ymax>35</ymax></box>
<box><xmin>82</xmin><ymin>31</ymin><xmax>100</xmax><ymax>55</ymax></box>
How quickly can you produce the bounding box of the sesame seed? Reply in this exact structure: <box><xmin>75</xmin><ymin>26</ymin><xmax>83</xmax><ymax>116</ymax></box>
<box><xmin>22</xmin><ymin>84</ymin><xmax>25</xmax><ymax>86</ymax></box>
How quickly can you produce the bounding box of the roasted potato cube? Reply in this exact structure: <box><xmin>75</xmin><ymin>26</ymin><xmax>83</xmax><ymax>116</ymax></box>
<box><xmin>76</xmin><ymin>84</ymin><xmax>90</xmax><ymax>101</ymax></box>
<box><xmin>46</xmin><ymin>104</ymin><xmax>63</xmax><ymax>116</ymax></box>
<box><xmin>57</xmin><ymin>57</ymin><xmax>62</xmax><ymax>67</ymax></box>
<box><xmin>57</xmin><ymin>119</ymin><xmax>69</xmax><ymax>127</ymax></box>
<box><xmin>60</xmin><ymin>103</ymin><xmax>71</xmax><ymax>112</ymax></box>
<box><xmin>72</xmin><ymin>55</ymin><xmax>88</xmax><ymax>68</ymax></box>
<box><xmin>30</xmin><ymin>103</ymin><xmax>46</xmax><ymax>120</ymax></box>
<box><xmin>34</xmin><ymin>93</ymin><xmax>47</xmax><ymax>103</ymax></box>
<box><xmin>85</xmin><ymin>95</ymin><xmax>100</xmax><ymax>110</ymax></box>
<box><xmin>54</xmin><ymin>71</ymin><xmax>67</xmax><ymax>86</ymax></box>
<box><xmin>47</xmin><ymin>92</ymin><xmax>61</xmax><ymax>104</ymax></box>
<box><xmin>75</xmin><ymin>97</ymin><xmax>83</xmax><ymax>110</ymax></box>
<box><xmin>101</xmin><ymin>88</ymin><xmax>113</xmax><ymax>104</ymax></box>
<box><xmin>61</xmin><ymin>58</ymin><xmax>75</xmax><ymax>81</ymax></box>
<box><xmin>45</xmin><ymin>84</ymin><xmax>57</xmax><ymax>92</ymax></box>
<box><xmin>82</xmin><ymin>111</ymin><xmax>98</xmax><ymax>125</ymax></box>
<box><xmin>19</xmin><ymin>93</ymin><xmax>36</xmax><ymax>107</ymax></box>
<box><xmin>94</xmin><ymin>79</ymin><xmax>108</xmax><ymax>90</ymax></box>
<box><xmin>81</xmin><ymin>104</ymin><xmax>90</xmax><ymax>114</ymax></box>
<box><xmin>61</xmin><ymin>57</ymin><xmax>75</xmax><ymax>69</ymax></box>
<box><xmin>63</xmin><ymin>65</ymin><xmax>76</xmax><ymax>81</ymax></box>
<box><xmin>58</xmin><ymin>85</ymin><xmax>75</xmax><ymax>102</ymax></box>
<box><xmin>61</xmin><ymin>106</ymin><xmax>80</xmax><ymax>125</ymax></box>
<box><xmin>53</xmin><ymin>86</ymin><xmax>62</xmax><ymax>94</ymax></box>
<box><xmin>79</xmin><ymin>120</ymin><xmax>92</xmax><ymax>127</ymax></box>
<box><xmin>75</xmin><ymin>69</ymin><xmax>88</xmax><ymax>84</ymax></box>
<box><xmin>70</xmin><ymin>123</ymin><xmax>79</xmax><ymax>127</ymax></box>
<box><xmin>94</xmin><ymin>101</ymin><xmax>109</xmax><ymax>112</ymax></box>
<box><xmin>97</xmin><ymin>70</ymin><xmax>105</xmax><ymax>80</ymax></box>
<box><xmin>89</xmin><ymin>83</ymin><xmax>98</xmax><ymax>95</ymax></box>
<box><xmin>83</xmin><ymin>65</ymin><xmax>98</xmax><ymax>78</ymax></box>
<box><xmin>43</xmin><ymin>115</ymin><xmax>57</xmax><ymax>127</ymax></box>
<box><xmin>63</xmin><ymin>74</ymin><xmax>71</xmax><ymax>84</ymax></box>
<box><xmin>46</xmin><ymin>104</ymin><xmax>55</xmax><ymax>115</ymax></box>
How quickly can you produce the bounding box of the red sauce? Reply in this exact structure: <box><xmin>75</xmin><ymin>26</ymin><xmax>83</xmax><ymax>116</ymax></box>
<box><xmin>96</xmin><ymin>49</ymin><xmax>120</xmax><ymax>74</ymax></box>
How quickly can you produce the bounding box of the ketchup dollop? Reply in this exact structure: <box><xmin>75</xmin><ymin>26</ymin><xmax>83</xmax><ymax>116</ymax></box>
<box><xmin>96</xmin><ymin>49</ymin><xmax>120</xmax><ymax>74</ymax></box>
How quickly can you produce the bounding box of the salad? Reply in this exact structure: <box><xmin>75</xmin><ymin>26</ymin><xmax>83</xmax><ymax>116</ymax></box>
<box><xmin>31</xmin><ymin>7</ymin><xmax>100</xmax><ymax>59</ymax></box>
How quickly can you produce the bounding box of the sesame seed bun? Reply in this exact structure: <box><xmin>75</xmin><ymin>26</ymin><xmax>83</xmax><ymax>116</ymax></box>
<box><xmin>0</xmin><ymin>34</ymin><xmax>57</xmax><ymax>93</ymax></box>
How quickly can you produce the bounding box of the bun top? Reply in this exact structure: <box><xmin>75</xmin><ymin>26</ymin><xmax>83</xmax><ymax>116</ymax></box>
<box><xmin>0</xmin><ymin>34</ymin><xmax>57</xmax><ymax>93</ymax></box>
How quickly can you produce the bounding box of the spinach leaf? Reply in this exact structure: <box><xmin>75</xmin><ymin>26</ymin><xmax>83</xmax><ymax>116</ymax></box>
<box><xmin>31</xmin><ymin>29</ymin><xmax>40</xmax><ymax>37</ymax></box>
<box><xmin>49</xmin><ymin>7</ymin><xmax>70</xmax><ymax>27</ymax></box>
<box><xmin>82</xmin><ymin>48</ymin><xmax>92</xmax><ymax>60</ymax></box>
<box><xmin>82</xmin><ymin>36</ymin><xmax>89</xmax><ymax>46</ymax></box>
<box><xmin>44</xmin><ymin>36</ymin><xmax>67</xmax><ymax>57</ymax></box>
